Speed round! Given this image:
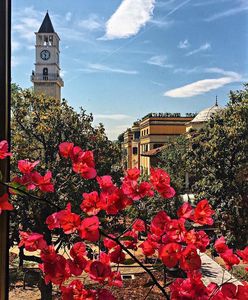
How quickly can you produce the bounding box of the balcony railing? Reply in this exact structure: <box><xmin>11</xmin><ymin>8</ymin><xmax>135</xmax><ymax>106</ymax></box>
<box><xmin>31</xmin><ymin>73</ymin><xmax>64</xmax><ymax>86</ymax></box>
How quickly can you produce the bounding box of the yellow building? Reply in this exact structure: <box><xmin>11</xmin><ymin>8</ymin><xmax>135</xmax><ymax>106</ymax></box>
<box><xmin>121</xmin><ymin>113</ymin><xmax>195</xmax><ymax>173</ymax></box>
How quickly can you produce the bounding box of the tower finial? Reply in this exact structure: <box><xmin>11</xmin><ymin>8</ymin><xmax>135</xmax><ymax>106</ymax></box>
<box><xmin>215</xmin><ymin>95</ymin><xmax>218</xmax><ymax>106</ymax></box>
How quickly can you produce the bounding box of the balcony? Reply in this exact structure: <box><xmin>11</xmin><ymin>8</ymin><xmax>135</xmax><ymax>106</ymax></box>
<box><xmin>31</xmin><ymin>73</ymin><xmax>64</xmax><ymax>86</ymax></box>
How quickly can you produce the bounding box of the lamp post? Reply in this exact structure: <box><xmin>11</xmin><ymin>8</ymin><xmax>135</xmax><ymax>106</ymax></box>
<box><xmin>0</xmin><ymin>1</ymin><xmax>11</xmax><ymax>299</ymax></box>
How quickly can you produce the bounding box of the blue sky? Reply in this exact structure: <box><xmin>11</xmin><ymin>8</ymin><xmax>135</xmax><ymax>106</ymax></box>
<box><xmin>12</xmin><ymin>0</ymin><xmax>248</xmax><ymax>139</ymax></box>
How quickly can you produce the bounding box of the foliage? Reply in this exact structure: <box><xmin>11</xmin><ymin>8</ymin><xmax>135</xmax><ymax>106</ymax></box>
<box><xmin>187</xmin><ymin>87</ymin><xmax>248</xmax><ymax>248</ymax></box>
<box><xmin>10</xmin><ymin>86</ymin><xmax>123</xmax><ymax>260</ymax></box>
<box><xmin>158</xmin><ymin>135</ymin><xmax>189</xmax><ymax>195</ymax></box>
<box><xmin>1</xmin><ymin>140</ymin><xmax>248</xmax><ymax>300</ymax></box>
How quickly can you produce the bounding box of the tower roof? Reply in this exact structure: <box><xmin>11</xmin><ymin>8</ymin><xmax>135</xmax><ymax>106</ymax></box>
<box><xmin>38</xmin><ymin>12</ymin><xmax>55</xmax><ymax>33</ymax></box>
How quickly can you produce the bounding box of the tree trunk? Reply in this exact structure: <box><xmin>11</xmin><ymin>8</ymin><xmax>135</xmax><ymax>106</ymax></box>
<box><xmin>39</xmin><ymin>277</ymin><xmax>52</xmax><ymax>300</ymax></box>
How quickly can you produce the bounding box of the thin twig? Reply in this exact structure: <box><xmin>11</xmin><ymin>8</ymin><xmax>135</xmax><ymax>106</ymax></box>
<box><xmin>100</xmin><ymin>229</ymin><xmax>169</xmax><ymax>299</ymax></box>
<box><xmin>0</xmin><ymin>181</ymin><xmax>61</xmax><ymax>210</ymax></box>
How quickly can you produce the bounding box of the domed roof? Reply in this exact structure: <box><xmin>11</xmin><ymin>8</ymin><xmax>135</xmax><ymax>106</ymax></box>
<box><xmin>190</xmin><ymin>104</ymin><xmax>222</xmax><ymax>123</ymax></box>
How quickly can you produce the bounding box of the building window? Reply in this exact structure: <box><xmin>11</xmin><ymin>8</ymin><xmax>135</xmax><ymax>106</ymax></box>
<box><xmin>132</xmin><ymin>147</ymin><xmax>138</xmax><ymax>155</ymax></box>
<box><xmin>49</xmin><ymin>35</ymin><xmax>53</xmax><ymax>46</ymax></box>
<box><xmin>147</xmin><ymin>129</ymin><xmax>149</xmax><ymax>135</ymax></box>
<box><xmin>44</xmin><ymin>35</ymin><xmax>49</xmax><ymax>46</ymax></box>
<box><xmin>43</xmin><ymin>68</ymin><xmax>48</xmax><ymax>80</ymax></box>
<box><xmin>134</xmin><ymin>131</ymin><xmax>140</xmax><ymax>139</ymax></box>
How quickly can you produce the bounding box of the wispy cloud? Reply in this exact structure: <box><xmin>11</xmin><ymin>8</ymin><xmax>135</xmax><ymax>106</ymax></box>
<box><xmin>148</xmin><ymin>19</ymin><xmax>174</xmax><ymax>28</ymax></box>
<box><xmin>178</xmin><ymin>39</ymin><xmax>190</xmax><ymax>49</ymax></box>
<box><xmin>164</xmin><ymin>70</ymin><xmax>242</xmax><ymax>98</ymax></box>
<box><xmin>146</xmin><ymin>55</ymin><xmax>173</xmax><ymax>68</ymax></box>
<box><xmin>193</xmin><ymin>0</ymin><xmax>232</xmax><ymax>7</ymax></box>
<box><xmin>186</xmin><ymin>42</ymin><xmax>211</xmax><ymax>56</ymax></box>
<box><xmin>173</xmin><ymin>67</ymin><xmax>200</xmax><ymax>74</ymax></box>
<box><xmin>65</xmin><ymin>12</ymin><xmax>72</xmax><ymax>22</ymax></box>
<box><xmin>81</xmin><ymin>63</ymin><xmax>139</xmax><ymax>75</ymax></box>
<box><xmin>94</xmin><ymin>114</ymin><xmax>132</xmax><ymax>120</ymax></box>
<box><xmin>205</xmin><ymin>1</ymin><xmax>248</xmax><ymax>21</ymax></box>
<box><xmin>78</xmin><ymin>14</ymin><xmax>103</xmax><ymax>31</ymax></box>
<box><xmin>102</xmin><ymin>0</ymin><xmax>155</xmax><ymax>40</ymax></box>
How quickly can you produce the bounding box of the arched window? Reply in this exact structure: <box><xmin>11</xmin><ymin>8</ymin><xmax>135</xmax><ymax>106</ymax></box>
<box><xmin>43</xmin><ymin>68</ymin><xmax>48</xmax><ymax>80</ymax></box>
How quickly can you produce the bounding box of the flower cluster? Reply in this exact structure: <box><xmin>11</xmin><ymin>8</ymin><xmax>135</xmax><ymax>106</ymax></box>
<box><xmin>0</xmin><ymin>140</ymin><xmax>247</xmax><ymax>299</ymax></box>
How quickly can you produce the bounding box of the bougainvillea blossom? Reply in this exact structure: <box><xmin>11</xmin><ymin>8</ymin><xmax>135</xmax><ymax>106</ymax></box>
<box><xmin>0</xmin><ymin>193</ymin><xmax>14</xmax><ymax>214</ymax></box>
<box><xmin>0</xmin><ymin>140</ymin><xmax>12</xmax><ymax>159</ymax></box>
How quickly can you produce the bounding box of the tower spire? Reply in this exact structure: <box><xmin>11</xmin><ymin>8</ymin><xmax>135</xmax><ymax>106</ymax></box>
<box><xmin>215</xmin><ymin>95</ymin><xmax>218</xmax><ymax>106</ymax></box>
<box><xmin>38</xmin><ymin>12</ymin><xmax>55</xmax><ymax>33</ymax></box>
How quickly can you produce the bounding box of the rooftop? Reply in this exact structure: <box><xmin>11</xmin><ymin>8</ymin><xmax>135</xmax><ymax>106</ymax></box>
<box><xmin>38</xmin><ymin>12</ymin><xmax>55</xmax><ymax>33</ymax></box>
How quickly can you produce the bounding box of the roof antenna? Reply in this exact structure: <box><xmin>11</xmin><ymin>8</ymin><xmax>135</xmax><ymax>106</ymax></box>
<box><xmin>215</xmin><ymin>95</ymin><xmax>218</xmax><ymax>106</ymax></box>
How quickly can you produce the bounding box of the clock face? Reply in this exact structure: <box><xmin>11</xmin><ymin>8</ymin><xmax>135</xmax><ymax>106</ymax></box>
<box><xmin>40</xmin><ymin>50</ymin><xmax>50</xmax><ymax>60</ymax></box>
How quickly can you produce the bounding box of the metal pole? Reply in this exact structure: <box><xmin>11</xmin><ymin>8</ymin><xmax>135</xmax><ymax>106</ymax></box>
<box><xmin>0</xmin><ymin>1</ymin><xmax>11</xmax><ymax>299</ymax></box>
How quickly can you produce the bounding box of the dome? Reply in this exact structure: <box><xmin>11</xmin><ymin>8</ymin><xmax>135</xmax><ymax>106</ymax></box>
<box><xmin>190</xmin><ymin>104</ymin><xmax>222</xmax><ymax>123</ymax></box>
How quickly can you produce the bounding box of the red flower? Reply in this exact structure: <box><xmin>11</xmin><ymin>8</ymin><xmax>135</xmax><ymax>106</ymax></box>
<box><xmin>121</xmin><ymin>231</ymin><xmax>138</xmax><ymax>250</ymax></box>
<box><xmin>139</xmin><ymin>239</ymin><xmax>158</xmax><ymax>256</ymax></box>
<box><xmin>166</xmin><ymin>219</ymin><xmax>186</xmax><ymax>243</ymax></box>
<box><xmin>109</xmin><ymin>246</ymin><xmax>125</xmax><ymax>264</ymax></box>
<box><xmin>59</xmin><ymin>142</ymin><xmax>74</xmax><ymax>158</ymax></box>
<box><xmin>177</xmin><ymin>202</ymin><xmax>193</xmax><ymax>219</ymax></box>
<box><xmin>98</xmin><ymin>289</ymin><xmax>116</xmax><ymax>300</ymax></box>
<box><xmin>80</xmin><ymin>191</ymin><xmax>101</xmax><ymax>216</ymax></box>
<box><xmin>179</xmin><ymin>244</ymin><xmax>201</xmax><ymax>271</ymax></box>
<box><xmin>220</xmin><ymin>249</ymin><xmax>240</xmax><ymax>270</ymax></box>
<box><xmin>150</xmin><ymin>211</ymin><xmax>171</xmax><ymax>237</ymax></box>
<box><xmin>191</xmin><ymin>199</ymin><xmax>214</xmax><ymax>225</ymax></box>
<box><xmin>170</xmin><ymin>273</ymin><xmax>208</xmax><ymax>300</ymax></box>
<box><xmin>88</xmin><ymin>261</ymin><xmax>111</xmax><ymax>283</ymax></box>
<box><xmin>97</xmin><ymin>175</ymin><xmax>115</xmax><ymax>193</ymax></box>
<box><xmin>132</xmin><ymin>219</ymin><xmax>146</xmax><ymax>232</ymax></box>
<box><xmin>0</xmin><ymin>140</ymin><xmax>12</xmax><ymax>159</ymax></box>
<box><xmin>68</xmin><ymin>242</ymin><xmax>87</xmax><ymax>276</ymax></box>
<box><xmin>19</xmin><ymin>231</ymin><xmax>47</xmax><ymax>252</ymax></box>
<box><xmin>125</xmin><ymin>168</ymin><xmax>140</xmax><ymax>180</ymax></box>
<box><xmin>210</xmin><ymin>283</ymin><xmax>248</xmax><ymax>300</ymax></box>
<box><xmin>122</xmin><ymin>180</ymin><xmax>153</xmax><ymax>201</ymax></box>
<box><xmin>78</xmin><ymin>216</ymin><xmax>100</xmax><ymax>242</ymax></box>
<box><xmin>31</xmin><ymin>171</ymin><xmax>54</xmax><ymax>192</ymax></box>
<box><xmin>214</xmin><ymin>236</ymin><xmax>228</xmax><ymax>254</ymax></box>
<box><xmin>150</xmin><ymin>168</ymin><xmax>175</xmax><ymax>199</ymax></box>
<box><xmin>103</xmin><ymin>235</ymin><xmax>117</xmax><ymax>250</ymax></box>
<box><xmin>159</xmin><ymin>242</ymin><xmax>182</xmax><ymax>268</ymax></box>
<box><xmin>236</xmin><ymin>246</ymin><xmax>248</xmax><ymax>265</ymax></box>
<box><xmin>17</xmin><ymin>159</ymin><xmax>39</xmax><ymax>174</ymax></box>
<box><xmin>69</xmin><ymin>242</ymin><xmax>88</xmax><ymax>275</ymax></box>
<box><xmin>108</xmin><ymin>271</ymin><xmax>123</xmax><ymax>287</ymax></box>
<box><xmin>72</xmin><ymin>148</ymin><xmax>97</xmax><ymax>179</ymax></box>
<box><xmin>0</xmin><ymin>193</ymin><xmax>13</xmax><ymax>214</ymax></box>
<box><xmin>46</xmin><ymin>203</ymin><xmax>81</xmax><ymax>234</ymax></box>
<box><xmin>61</xmin><ymin>280</ymin><xmax>96</xmax><ymax>300</ymax></box>
<box><xmin>40</xmin><ymin>252</ymin><xmax>71</xmax><ymax>285</ymax></box>
<box><xmin>185</xmin><ymin>230</ymin><xmax>210</xmax><ymax>252</ymax></box>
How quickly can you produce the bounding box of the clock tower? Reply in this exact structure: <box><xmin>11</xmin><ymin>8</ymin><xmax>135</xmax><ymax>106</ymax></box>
<box><xmin>31</xmin><ymin>12</ymin><xmax>64</xmax><ymax>99</ymax></box>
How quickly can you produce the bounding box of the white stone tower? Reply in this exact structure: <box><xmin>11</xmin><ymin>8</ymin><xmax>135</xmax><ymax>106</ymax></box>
<box><xmin>31</xmin><ymin>12</ymin><xmax>64</xmax><ymax>99</ymax></box>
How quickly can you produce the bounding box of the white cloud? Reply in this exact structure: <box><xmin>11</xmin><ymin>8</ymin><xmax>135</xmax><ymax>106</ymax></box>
<box><xmin>186</xmin><ymin>42</ymin><xmax>211</xmax><ymax>56</ymax></box>
<box><xmin>178</xmin><ymin>39</ymin><xmax>190</xmax><ymax>49</ymax></box>
<box><xmin>103</xmin><ymin>0</ymin><xmax>155</xmax><ymax>40</ymax></box>
<box><xmin>146</xmin><ymin>55</ymin><xmax>173</xmax><ymax>68</ymax></box>
<box><xmin>94</xmin><ymin>114</ymin><xmax>132</xmax><ymax>120</ymax></box>
<box><xmin>205</xmin><ymin>1</ymin><xmax>248</xmax><ymax>21</ymax></box>
<box><xmin>204</xmin><ymin>67</ymin><xmax>241</xmax><ymax>79</ymax></box>
<box><xmin>164</xmin><ymin>72</ymin><xmax>242</xmax><ymax>98</ymax></box>
<box><xmin>85</xmin><ymin>63</ymin><xmax>139</xmax><ymax>74</ymax></box>
<box><xmin>12</xmin><ymin>40</ymin><xmax>21</xmax><ymax>52</ymax></box>
<box><xmin>65</xmin><ymin>12</ymin><xmax>72</xmax><ymax>22</ymax></box>
<box><xmin>78</xmin><ymin>14</ymin><xmax>103</xmax><ymax>31</ymax></box>
<box><xmin>11</xmin><ymin>56</ymin><xmax>21</xmax><ymax>67</ymax></box>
